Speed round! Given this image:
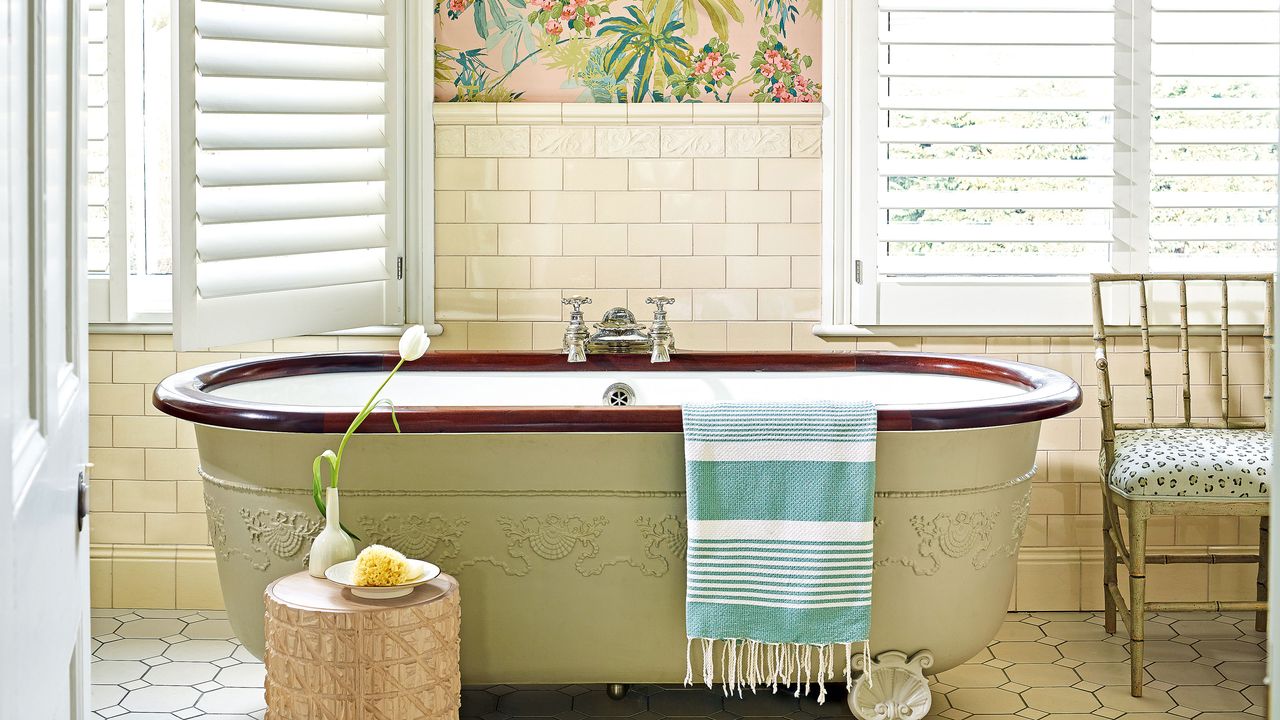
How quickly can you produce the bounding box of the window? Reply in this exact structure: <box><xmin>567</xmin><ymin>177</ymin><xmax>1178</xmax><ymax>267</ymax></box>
<box><xmin>88</xmin><ymin>0</ymin><xmax>175</xmax><ymax>323</ymax></box>
<box><xmin>822</xmin><ymin>0</ymin><xmax>1278</xmax><ymax>329</ymax></box>
<box><xmin>91</xmin><ymin>0</ymin><xmax>435</xmax><ymax>346</ymax></box>
<box><xmin>1148</xmin><ymin>0</ymin><xmax>1278</xmax><ymax>270</ymax></box>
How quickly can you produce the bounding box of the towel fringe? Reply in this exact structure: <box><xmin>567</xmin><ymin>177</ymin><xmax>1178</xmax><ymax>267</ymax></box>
<box><xmin>686</xmin><ymin>638</ymin><xmax>868</xmax><ymax>705</ymax></box>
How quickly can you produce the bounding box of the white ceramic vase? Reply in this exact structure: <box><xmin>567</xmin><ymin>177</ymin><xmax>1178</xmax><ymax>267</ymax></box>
<box><xmin>308</xmin><ymin>486</ymin><xmax>357</xmax><ymax>577</ymax></box>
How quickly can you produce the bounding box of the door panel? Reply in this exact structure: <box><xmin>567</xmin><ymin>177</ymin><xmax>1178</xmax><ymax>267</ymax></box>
<box><xmin>1</xmin><ymin>0</ymin><xmax>90</xmax><ymax>717</ymax></box>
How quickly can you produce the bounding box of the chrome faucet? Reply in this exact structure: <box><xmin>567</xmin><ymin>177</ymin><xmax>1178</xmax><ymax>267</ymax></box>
<box><xmin>559</xmin><ymin>296</ymin><xmax>677</xmax><ymax>363</ymax></box>
<box><xmin>562</xmin><ymin>296</ymin><xmax>591</xmax><ymax>363</ymax></box>
<box><xmin>646</xmin><ymin>296</ymin><xmax>675</xmax><ymax>363</ymax></box>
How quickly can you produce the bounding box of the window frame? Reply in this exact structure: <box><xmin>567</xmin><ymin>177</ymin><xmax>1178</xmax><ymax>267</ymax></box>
<box><xmin>89</xmin><ymin>0</ymin><xmax>441</xmax><ymax>337</ymax></box>
<box><xmin>817</xmin><ymin>0</ymin><xmax>1277</xmax><ymax>336</ymax></box>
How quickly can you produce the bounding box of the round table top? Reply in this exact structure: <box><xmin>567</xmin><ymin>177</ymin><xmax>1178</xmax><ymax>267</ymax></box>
<box><xmin>266</xmin><ymin>571</ymin><xmax>458</xmax><ymax>614</ymax></box>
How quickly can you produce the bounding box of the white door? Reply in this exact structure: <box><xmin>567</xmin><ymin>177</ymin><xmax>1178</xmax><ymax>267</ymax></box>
<box><xmin>0</xmin><ymin>0</ymin><xmax>91</xmax><ymax>718</ymax></box>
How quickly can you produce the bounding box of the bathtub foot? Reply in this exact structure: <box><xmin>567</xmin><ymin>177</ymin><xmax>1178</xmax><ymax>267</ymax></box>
<box><xmin>848</xmin><ymin>649</ymin><xmax>934</xmax><ymax>720</ymax></box>
<box><xmin>605</xmin><ymin>683</ymin><xmax>630</xmax><ymax>700</ymax></box>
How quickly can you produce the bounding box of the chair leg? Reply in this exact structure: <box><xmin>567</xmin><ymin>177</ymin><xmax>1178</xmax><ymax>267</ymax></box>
<box><xmin>1127</xmin><ymin>504</ymin><xmax>1148</xmax><ymax>698</ymax></box>
<box><xmin>1103</xmin><ymin>509</ymin><xmax>1117</xmax><ymax>635</ymax></box>
<box><xmin>1257</xmin><ymin>515</ymin><xmax>1269</xmax><ymax>633</ymax></box>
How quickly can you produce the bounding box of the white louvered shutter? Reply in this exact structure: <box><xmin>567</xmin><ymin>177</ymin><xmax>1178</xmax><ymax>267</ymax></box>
<box><xmin>173</xmin><ymin>0</ymin><xmax>403</xmax><ymax>350</ymax></box>
<box><xmin>1147</xmin><ymin>0</ymin><xmax>1278</xmax><ymax>270</ymax></box>
<box><xmin>876</xmin><ymin>1</ymin><xmax>1117</xmax><ymax>279</ymax></box>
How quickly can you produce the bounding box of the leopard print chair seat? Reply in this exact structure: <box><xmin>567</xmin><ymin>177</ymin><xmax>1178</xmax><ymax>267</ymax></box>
<box><xmin>1105</xmin><ymin>427</ymin><xmax>1271</xmax><ymax>500</ymax></box>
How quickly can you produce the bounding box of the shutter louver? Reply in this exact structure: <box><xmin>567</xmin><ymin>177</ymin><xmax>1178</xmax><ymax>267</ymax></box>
<box><xmin>876</xmin><ymin>2</ymin><xmax>1118</xmax><ymax>276</ymax></box>
<box><xmin>1148</xmin><ymin>0</ymin><xmax>1279</xmax><ymax>270</ymax></box>
<box><xmin>173</xmin><ymin>0</ymin><xmax>402</xmax><ymax>350</ymax></box>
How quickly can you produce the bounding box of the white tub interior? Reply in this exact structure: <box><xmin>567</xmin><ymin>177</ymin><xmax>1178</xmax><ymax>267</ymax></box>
<box><xmin>208</xmin><ymin>370</ymin><xmax>1025</xmax><ymax>408</ymax></box>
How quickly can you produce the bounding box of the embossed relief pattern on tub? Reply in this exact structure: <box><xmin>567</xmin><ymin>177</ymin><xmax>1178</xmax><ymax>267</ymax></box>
<box><xmin>359</xmin><ymin>513</ymin><xmax>470</xmax><ymax>573</ymax></box>
<box><xmin>877</xmin><ymin>510</ymin><xmax>1001</xmax><ymax>577</ymax></box>
<box><xmin>240</xmin><ymin>510</ymin><xmax>322</xmax><ymax>572</ymax></box>
<box><xmin>472</xmin><ymin>514</ymin><xmax>610</xmax><ymax>577</ymax></box>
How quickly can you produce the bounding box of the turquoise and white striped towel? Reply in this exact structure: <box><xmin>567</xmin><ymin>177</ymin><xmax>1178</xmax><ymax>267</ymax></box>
<box><xmin>682</xmin><ymin>402</ymin><xmax>876</xmax><ymax>703</ymax></box>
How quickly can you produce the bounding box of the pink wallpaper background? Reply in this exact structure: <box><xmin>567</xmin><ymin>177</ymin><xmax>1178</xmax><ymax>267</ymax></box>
<box><xmin>434</xmin><ymin>1</ymin><xmax>822</xmax><ymax>103</ymax></box>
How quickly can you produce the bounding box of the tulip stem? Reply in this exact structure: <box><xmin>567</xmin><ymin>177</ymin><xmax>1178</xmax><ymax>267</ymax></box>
<box><xmin>331</xmin><ymin>357</ymin><xmax>405</xmax><ymax>488</ymax></box>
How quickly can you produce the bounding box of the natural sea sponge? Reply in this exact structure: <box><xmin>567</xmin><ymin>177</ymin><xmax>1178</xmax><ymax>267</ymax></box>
<box><xmin>352</xmin><ymin>544</ymin><xmax>412</xmax><ymax>587</ymax></box>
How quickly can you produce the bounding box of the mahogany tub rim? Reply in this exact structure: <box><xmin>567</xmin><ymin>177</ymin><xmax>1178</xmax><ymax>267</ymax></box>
<box><xmin>152</xmin><ymin>351</ymin><xmax>1081</xmax><ymax>434</ymax></box>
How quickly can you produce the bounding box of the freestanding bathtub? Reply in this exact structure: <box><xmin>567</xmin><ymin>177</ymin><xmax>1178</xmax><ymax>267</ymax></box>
<box><xmin>154</xmin><ymin>351</ymin><xmax>1080</xmax><ymax>718</ymax></box>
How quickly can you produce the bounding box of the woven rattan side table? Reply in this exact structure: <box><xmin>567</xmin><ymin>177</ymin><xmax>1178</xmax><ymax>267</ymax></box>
<box><xmin>263</xmin><ymin>571</ymin><xmax>461</xmax><ymax>720</ymax></box>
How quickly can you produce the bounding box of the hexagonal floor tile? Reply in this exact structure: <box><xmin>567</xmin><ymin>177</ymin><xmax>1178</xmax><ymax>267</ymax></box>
<box><xmin>89</xmin><ymin>685</ymin><xmax>125</xmax><ymax>711</ymax></box>
<box><xmin>143</xmin><ymin>661</ymin><xmax>220</xmax><ymax>686</ymax></box>
<box><xmin>91</xmin><ymin>660</ymin><xmax>149</xmax><ymax>685</ymax></box>
<box><xmin>935</xmin><ymin>664</ymin><xmax>1009</xmax><ymax>688</ymax></box>
<box><xmin>462</xmin><ymin>689</ymin><xmax>500</xmax><ymax>716</ymax></box>
<box><xmin>183</xmin><ymin>619</ymin><xmax>236</xmax><ymax>640</ymax></box>
<box><xmin>1040</xmin><ymin>621</ymin><xmax>1110</xmax><ymax>641</ymax></box>
<box><xmin>722</xmin><ymin>690</ymin><xmax>802</xmax><ymax>717</ymax></box>
<box><xmin>96</xmin><ymin>640</ymin><xmax>168</xmax><ymax>662</ymax></box>
<box><xmin>1146</xmin><ymin>661</ymin><xmax>1225</xmax><ymax>686</ymax></box>
<box><xmin>647</xmin><ymin>689</ymin><xmax>725</xmax><ymax>716</ymax></box>
<box><xmin>1092</xmin><ymin>685</ymin><xmax>1176</xmax><ymax>713</ymax></box>
<box><xmin>989</xmin><ymin>642</ymin><xmax>1061</xmax><ymax>664</ymax></box>
<box><xmin>499</xmin><ymin>690</ymin><xmax>574</xmax><ymax>716</ymax></box>
<box><xmin>1057</xmin><ymin>640</ymin><xmax>1131</xmax><ymax>663</ymax></box>
<box><xmin>119</xmin><ymin>685</ymin><xmax>200</xmax><ymax>713</ymax></box>
<box><xmin>1170</xmin><ymin>620</ymin><xmax>1242</xmax><ymax>640</ymax></box>
<box><xmin>1217</xmin><ymin>661</ymin><xmax>1264</xmax><ymax>685</ymax></box>
<box><xmin>195</xmin><ymin>688</ymin><xmax>266</xmax><ymax>714</ymax></box>
<box><xmin>1020</xmin><ymin>686</ymin><xmax>1101</xmax><ymax>714</ymax></box>
<box><xmin>1194</xmin><ymin>640</ymin><xmax>1266</xmax><ymax>662</ymax></box>
<box><xmin>572</xmin><ymin>690</ymin><xmax>647</xmax><ymax>717</ymax></box>
<box><xmin>90</xmin><ymin>617</ymin><xmax>122</xmax><ymax>637</ymax></box>
<box><xmin>1003</xmin><ymin>663</ymin><xmax>1081</xmax><ymax>688</ymax></box>
<box><xmin>1169</xmin><ymin>685</ymin><xmax>1250</xmax><ymax>713</ymax></box>
<box><xmin>214</xmin><ymin>663</ymin><xmax>266</xmax><ymax>688</ymax></box>
<box><xmin>115</xmin><ymin>619</ymin><xmax>187</xmax><ymax>639</ymax></box>
<box><xmin>944</xmin><ymin>687</ymin><xmax>1025</xmax><ymax>715</ymax></box>
<box><xmin>163</xmin><ymin>639</ymin><xmax>237</xmax><ymax>662</ymax></box>
<box><xmin>993</xmin><ymin>621</ymin><xmax>1044</xmax><ymax>642</ymax></box>
<box><xmin>1142</xmin><ymin>640</ymin><xmax>1200</xmax><ymax>662</ymax></box>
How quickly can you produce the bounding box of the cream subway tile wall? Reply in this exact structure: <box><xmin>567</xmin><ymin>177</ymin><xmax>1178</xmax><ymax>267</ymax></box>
<box><xmin>86</xmin><ymin>104</ymin><xmax>1266</xmax><ymax>610</ymax></box>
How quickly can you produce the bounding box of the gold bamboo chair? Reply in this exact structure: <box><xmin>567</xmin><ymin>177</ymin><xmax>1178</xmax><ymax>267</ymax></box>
<box><xmin>1092</xmin><ymin>272</ymin><xmax>1272</xmax><ymax>697</ymax></box>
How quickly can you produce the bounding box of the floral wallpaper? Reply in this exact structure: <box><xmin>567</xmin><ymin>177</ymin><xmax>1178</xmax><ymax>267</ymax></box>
<box><xmin>434</xmin><ymin>0</ymin><xmax>822</xmax><ymax>103</ymax></box>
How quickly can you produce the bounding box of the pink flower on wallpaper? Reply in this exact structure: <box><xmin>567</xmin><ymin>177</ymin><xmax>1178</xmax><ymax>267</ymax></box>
<box><xmin>560</xmin><ymin>6</ymin><xmax>574</xmax><ymax>19</ymax></box>
<box><xmin>764</xmin><ymin>49</ymin><xmax>782</xmax><ymax>65</ymax></box>
<box><xmin>582</xmin><ymin>13</ymin><xmax>597</xmax><ymax>28</ymax></box>
<box><xmin>711</xmin><ymin>66</ymin><xmax>727</xmax><ymax>81</ymax></box>
<box><xmin>449</xmin><ymin>0</ymin><xmax>466</xmax><ymax>11</ymax></box>
<box><xmin>694</xmin><ymin>59</ymin><xmax>712</xmax><ymax>74</ymax></box>
<box><xmin>707</xmin><ymin>52</ymin><xmax>723</xmax><ymax>65</ymax></box>
<box><xmin>759</xmin><ymin>64</ymin><xmax>775</xmax><ymax>78</ymax></box>
<box><xmin>778</xmin><ymin>58</ymin><xmax>793</xmax><ymax>73</ymax></box>
<box><xmin>544</xmin><ymin>18</ymin><xmax>563</xmax><ymax>34</ymax></box>
<box><xmin>771</xmin><ymin>82</ymin><xmax>789</xmax><ymax>98</ymax></box>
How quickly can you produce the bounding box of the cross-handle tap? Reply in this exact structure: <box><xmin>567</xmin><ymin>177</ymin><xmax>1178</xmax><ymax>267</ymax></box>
<box><xmin>562</xmin><ymin>296</ymin><xmax>592</xmax><ymax>363</ymax></box>
<box><xmin>646</xmin><ymin>296</ymin><xmax>676</xmax><ymax>363</ymax></box>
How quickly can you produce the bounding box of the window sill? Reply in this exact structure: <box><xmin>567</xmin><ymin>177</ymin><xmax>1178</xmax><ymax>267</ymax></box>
<box><xmin>812</xmin><ymin>323</ymin><xmax>1099</xmax><ymax>338</ymax></box>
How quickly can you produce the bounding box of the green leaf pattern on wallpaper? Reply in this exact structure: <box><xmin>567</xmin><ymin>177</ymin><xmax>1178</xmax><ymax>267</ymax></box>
<box><xmin>434</xmin><ymin>0</ymin><xmax>822</xmax><ymax>103</ymax></box>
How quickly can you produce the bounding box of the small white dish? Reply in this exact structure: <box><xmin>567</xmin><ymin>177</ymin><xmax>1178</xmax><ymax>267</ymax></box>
<box><xmin>324</xmin><ymin>558</ymin><xmax>441</xmax><ymax>599</ymax></box>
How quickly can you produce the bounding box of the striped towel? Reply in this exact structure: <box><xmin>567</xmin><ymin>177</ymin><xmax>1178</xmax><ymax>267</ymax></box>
<box><xmin>682</xmin><ymin>402</ymin><xmax>876</xmax><ymax>703</ymax></box>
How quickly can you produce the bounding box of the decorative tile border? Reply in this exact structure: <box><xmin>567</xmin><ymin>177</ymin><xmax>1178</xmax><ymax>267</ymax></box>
<box><xmin>434</xmin><ymin>102</ymin><xmax>823</xmax><ymax>126</ymax></box>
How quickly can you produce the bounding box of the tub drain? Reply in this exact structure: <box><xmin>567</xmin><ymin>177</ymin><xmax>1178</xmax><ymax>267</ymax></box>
<box><xmin>603</xmin><ymin>382</ymin><xmax>635</xmax><ymax>406</ymax></box>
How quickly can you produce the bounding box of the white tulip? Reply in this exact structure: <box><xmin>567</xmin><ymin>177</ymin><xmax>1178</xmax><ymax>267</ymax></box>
<box><xmin>398</xmin><ymin>325</ymin><xmax>430</xmax><ymax>361</ymax></box>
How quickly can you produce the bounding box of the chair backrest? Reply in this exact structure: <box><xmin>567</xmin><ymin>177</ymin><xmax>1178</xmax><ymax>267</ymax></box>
<box><xmin>1091</xmin><ymin>273</ymin><xmax>1274</xmax><ymax>468</ymax></box>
